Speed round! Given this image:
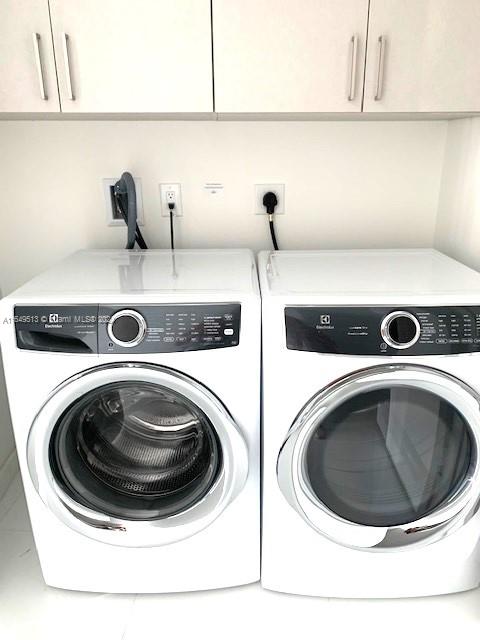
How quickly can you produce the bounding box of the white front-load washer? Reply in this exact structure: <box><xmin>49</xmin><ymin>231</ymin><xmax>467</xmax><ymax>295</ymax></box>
<box><xmin>260</xmin><ymin>248</ymin><xmax>480</xmax><ymax>598</ymax></box>
<box><xmin>0</xmin><ymin>249</ymin><xmax>260</xmax><ymax>593</ymax></box>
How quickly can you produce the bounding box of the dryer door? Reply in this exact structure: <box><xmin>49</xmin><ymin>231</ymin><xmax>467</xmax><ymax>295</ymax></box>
<box><xmin>28</xmin><ymin>363</ymin><xmax>248</xmax><ymax>547</ymax></box>
<box><xmin>277</xmin><ymin>364</ymin><xmax>480</xmax><ymax>549</ymax></box>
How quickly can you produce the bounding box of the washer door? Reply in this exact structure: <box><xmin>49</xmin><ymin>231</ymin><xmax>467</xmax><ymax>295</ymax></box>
<box><xmin>28</xmin><ymin>363</ymin><xmax>248</xmax><ymax>547</ymax></box>
<box><xmin>277</xmin><ymin>365</ymin><xmax>480</xmax><ymax>550</ymax></box>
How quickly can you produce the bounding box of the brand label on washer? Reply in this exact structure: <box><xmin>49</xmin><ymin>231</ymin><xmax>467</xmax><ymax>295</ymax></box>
<box><xmin>14</xmin><ymin>305</ymin><xmax>98</xmax><ymax>353</ymax></box>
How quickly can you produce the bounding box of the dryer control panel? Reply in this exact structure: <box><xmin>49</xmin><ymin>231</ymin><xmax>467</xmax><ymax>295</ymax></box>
<box><xmin>285</xmin><ymin>306</ymin><xmax>480</xmax><ymax>356</ymax></box>
<box><xmin>13</xmin><ymin>304</ymin><xmax>241</xmax><ymax>353</ymax></box>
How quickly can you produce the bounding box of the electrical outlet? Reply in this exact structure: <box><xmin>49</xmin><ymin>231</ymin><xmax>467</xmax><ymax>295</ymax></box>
<box><xmin>254</xmin><ymin>184</ymin><xmax>285</xmax><ymax>215</ymax></box>
<box><xmin>103</xmin><ymin>177</ymin><xmax>144</xmax><ymax>227</ymax></box>
<box><xmin>160</xmin><ymin>183</ymin><xmax>183</xmax><ymax>217</ymax></box>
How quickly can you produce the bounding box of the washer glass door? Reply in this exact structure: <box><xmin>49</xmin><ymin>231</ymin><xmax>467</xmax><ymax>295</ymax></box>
<box><xmin>28</xmin><ymin>363</ymin><xmax>248</xmax><ymax>547</ymax></box>
<box><xmin>50</xmin><ymin>381</ymin><xmax>222</xmax><ymax>521</ymax></box>
<box><xmin>277</xmin><ymin>365</ymin><xmax>480</xmax><ymax>549</ymax></box>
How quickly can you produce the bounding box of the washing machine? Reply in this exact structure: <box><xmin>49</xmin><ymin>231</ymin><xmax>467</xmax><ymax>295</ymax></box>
<box><xmin>0</xmin><ymin>249</ymin><xmax>260</xmax><ymax>593</ymax></box>
<box><xmin>259</xmin><ymin>248</ymin><xmax>480</xmax><ymax>598</ymax></box>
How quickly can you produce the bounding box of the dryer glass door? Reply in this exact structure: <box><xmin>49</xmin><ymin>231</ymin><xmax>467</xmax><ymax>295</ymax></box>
<box><xmin>28</xmin><ymin>363</ymin><xmax>248</xmax><ymax>547</ymax></box>
<box><xmin>304</xmin><ymin>385</ymin><xmax>470</xmax><ymax>527</ymax></box>
<box><xmin>277</xmin><ymin>365</ymin><xmax>480</xmax><ymax>549</ymax></box>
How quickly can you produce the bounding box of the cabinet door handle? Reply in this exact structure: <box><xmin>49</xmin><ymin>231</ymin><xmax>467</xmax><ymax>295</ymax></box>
<box><xmin>347</xmin><ymin>34</ymin><xmax>358</xmax><ymax>101</ymax></box>
<box><xmin>374</xmin><ymin>35</ymin><xmax>386</xmax><ymax>101</ymax></box>
<box><xmin>61</xmin><ymin>33</ymin><xmax>75</xmax><ymax>100</ymax></box>
<box><xmin>32</xmin><ymin>33</ymin><xmax>48</xmax><ymax>101</ymax></box>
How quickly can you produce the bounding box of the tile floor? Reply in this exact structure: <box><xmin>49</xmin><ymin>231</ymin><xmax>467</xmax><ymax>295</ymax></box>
<box><xmin>1</xmin><ymin>474</ymin><xmax>480</xmax><ymax>639</ymax></box>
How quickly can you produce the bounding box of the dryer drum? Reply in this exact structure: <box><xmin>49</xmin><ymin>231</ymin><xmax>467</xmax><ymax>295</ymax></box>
<box><xmin>49</xmin><ymin>381</ymin><xmax>223</xmax><ymax>521</ymax></box>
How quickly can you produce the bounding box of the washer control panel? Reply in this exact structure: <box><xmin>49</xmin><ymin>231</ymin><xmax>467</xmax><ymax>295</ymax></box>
<box><xmin>99</xmin><ymin>304</ymin><xmax>240</xmax><ymax>353</ymax></box>
<box><xmin>14</xmin><ymin>304</ymin><xmax>241</xmax><ymax>353</ymax></box>
<box><xmin>285</xmin><ymin>306</ymin><xmax>480</xmax><ymax>355</ymax></box>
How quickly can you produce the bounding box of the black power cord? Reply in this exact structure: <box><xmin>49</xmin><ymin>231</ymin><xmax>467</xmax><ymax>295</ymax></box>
<box><xmin>263</xmin><ymin>191</ymin><xmax>279</xmax><ymax>250</ymax></box>
<box><xmin>168</xmin><ymin>202</ymin><xmax>175</xmax><ymax>250</ymax></box>
<box><xmin>113</xmin><ymin>171</ymin><xmax>148</xmax><ymax>250</ymax></box>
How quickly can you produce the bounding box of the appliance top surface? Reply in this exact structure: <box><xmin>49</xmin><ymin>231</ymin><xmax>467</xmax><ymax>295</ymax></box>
<box><xmin>260</xmin><ymin>249</ymin><xmax>480</xmax><ymax>300</ymax></box>
<box><xmin>8</xmin><ymin>250</ymin><xmax>259</xmax><ymax>299</ymax></box>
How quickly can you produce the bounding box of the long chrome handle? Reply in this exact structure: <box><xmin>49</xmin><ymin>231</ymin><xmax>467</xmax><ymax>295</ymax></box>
<box><xmin>61</xmin><ymin>33</ymin><xmax>75</xmax><ymax>100</ymax></box>
<box><xmin>347</xmin><ymin>34</ymin><xmax>358</xmax><ymax>101</ymax></box>
<box><xmin>374</xmin><ymin>35</ymin><xmax>386</xmax><ymax>101</ymax></box>
<box><xmin>32</xmin><ymin>33</ymin><xmax>47</xmax><ymax>100</ymax></box>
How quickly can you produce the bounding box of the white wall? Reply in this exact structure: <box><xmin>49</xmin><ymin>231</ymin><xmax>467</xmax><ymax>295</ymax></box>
<box><xmin>0</xmin><ymin>120</ymin><xmax>447</xmax><ymax>294</ymax></box>
<box><xmin>0</xmin><ymin>118</ymin><xmax>448</xmax><ymax>486</ymax></box>
<box><xmin>435</xmin><ymin>117</ymin><xmax>480</xmax><ymax>269</ymax></box>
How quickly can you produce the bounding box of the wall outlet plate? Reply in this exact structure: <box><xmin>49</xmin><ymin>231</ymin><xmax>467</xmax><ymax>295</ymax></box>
<box><xmin>160</xmin><ymin>183</ymin><xmax>183</xmax><ymax>217</ymax></box>
<box><xmin>103</xmin><ymin>177</ymin><xmax>144</xmax><ymax>227</ymax></box>
<box><xmin>254</xmin><ymin>184</ymin><xmax>285</xmax><ymax>215</ymax></box>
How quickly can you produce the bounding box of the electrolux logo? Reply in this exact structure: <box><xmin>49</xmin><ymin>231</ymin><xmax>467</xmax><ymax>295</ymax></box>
<box><xmin>45</xmin><ymin>311</ymin><xmax>71</xmax><ymax>328</ymax></box>
<box><xmin>315</xmin><ymin>313</ymin><xmax>334</xmax><ymax>332</ymax></box>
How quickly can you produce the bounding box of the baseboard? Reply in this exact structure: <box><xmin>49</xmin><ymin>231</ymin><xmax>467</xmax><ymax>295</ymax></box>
<box><xmin>0</xmin><ymin>449</ymin><xmax>19</xmax><ymax>500</ymax></box>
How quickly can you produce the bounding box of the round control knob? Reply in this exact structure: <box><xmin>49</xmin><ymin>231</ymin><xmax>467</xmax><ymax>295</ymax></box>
<box><xmin>107</xmin><ymin>309</ymin><xmax>146</xmax><ymax>347</ymax></box>
<box><xmin>380</xmin><ymin>311</ymin><xmax>421</xmax><ymax>350</ymax></box>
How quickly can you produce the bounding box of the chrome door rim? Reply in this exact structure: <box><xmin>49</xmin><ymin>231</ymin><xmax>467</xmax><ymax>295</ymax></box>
<box><xmin>28</xmin><ymin>363</ymin><xmax>248</xmax><ymax>547</ymax></box>
<box><xmin>277</xmin><ymin>364</ymin><xmax>480</xmax><ymax>551</ymax></box>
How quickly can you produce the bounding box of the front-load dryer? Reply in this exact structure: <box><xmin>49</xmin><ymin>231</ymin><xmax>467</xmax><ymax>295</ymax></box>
<box><xmin>0</xmin><ymin>249</ymin><xmax>260</xmax><ymax>593</ymax></box>
<box><xmin>259</xmin><ymin>248</ymin><xmax>480</xmax><ymax>598</ymax></box>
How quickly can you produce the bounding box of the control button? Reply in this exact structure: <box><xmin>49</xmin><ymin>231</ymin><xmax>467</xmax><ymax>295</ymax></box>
<box><xmin>380</xmin><ymin>311</ymin><xmax>421</xmax><ymax>350</ymax></box>
<box><xmin>224</xmin><ymin>328</ymin><xmax>234</xmax><ymax>336</ymax></box>
<box><xmin>107</xmin><ymin>310</ymin><xmax>146</xmax><ymax>348</ymax></box>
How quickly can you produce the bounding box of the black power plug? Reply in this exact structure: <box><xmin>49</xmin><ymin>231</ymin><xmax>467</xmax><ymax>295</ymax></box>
<box><xmin>263</xmin><ymin>191</ymin><xmax>279</xmax><ymax>250</ymax></box>
<box><xmin>263</xmin><ymin>191</ymin><xmax>278</xmax><ymax>215</ymax></box>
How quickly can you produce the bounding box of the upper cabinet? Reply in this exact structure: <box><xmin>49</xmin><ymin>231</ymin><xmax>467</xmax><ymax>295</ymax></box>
<box><xmin>0</xmin><ymin>0</ymin><xmax>59</xmax><ymax>113</ymax></box>
<box><xmin>48</xmin><ymin>0</ymin><xmax>213</xmax><ymax>113</ymax></box>
<box><xmin>2</xmin><ymin>0</ymin><xmax>480</xmax><ymax>116</ymax></box>
<box><xmin>212</xmin><ymin>0</ymin><xmax>369</xmax><ymax>113</ymax></box>
<box><xmin>364</xmin><ymin>0</ymin><xmax>480</xmax><ymax>113</ymax></box>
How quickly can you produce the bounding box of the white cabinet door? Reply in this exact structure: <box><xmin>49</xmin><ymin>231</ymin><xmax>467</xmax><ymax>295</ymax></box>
<box><xmin>364</xmin><ymin>0</ymin><xmax>480</xmax><ymax>113</ymax></box>
<box><xmin>213</xmin><ymin>0</ymin><xmax>369</xmax><ymax>113</ymax></box>
<box><xmin>0</xmin><ymin>0</ymin><xmax>59</xmax><ymax>112</ymax></box>
<box><xmin>49</xmin><ymin>0</ymin><xmax>213</xmax><ymax>113</ymax></box>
